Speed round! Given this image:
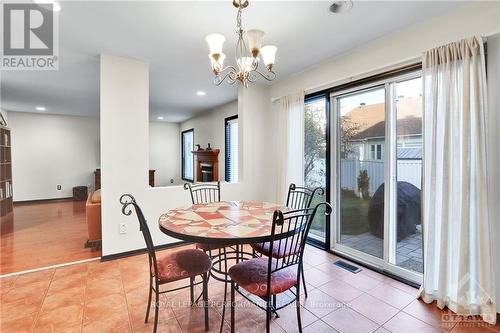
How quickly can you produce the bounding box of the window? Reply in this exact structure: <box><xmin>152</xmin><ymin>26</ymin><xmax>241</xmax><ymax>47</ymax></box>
<box><xmin>181</xmin><ymin>129</ymin><xmax>194</xmax><ymax>181</ymax></box>
<box><xmin>225</xmin><ymin>115</ymin><xmax>238</xmax><ymax>182</ymax></box>
<box><xmin>370</xmin><ymin>144</ymin><xmax>382</xmax><ymax>160</ymax></box>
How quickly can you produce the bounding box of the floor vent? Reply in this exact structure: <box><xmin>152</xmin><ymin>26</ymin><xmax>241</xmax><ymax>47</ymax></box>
<box><xmin>334</xmin><ymin>260</ymin><xmax>361</xmax><ymax>273</ymax></box>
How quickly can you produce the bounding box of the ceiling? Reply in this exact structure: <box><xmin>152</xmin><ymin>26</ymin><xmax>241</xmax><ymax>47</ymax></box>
<box><xmin>1</xmin><ymin>1</ymin><xmax>465</xmax><ymax>122</ymax></box>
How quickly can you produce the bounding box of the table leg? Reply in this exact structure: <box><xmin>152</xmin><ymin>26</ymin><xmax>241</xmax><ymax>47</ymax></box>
<box><xmin>220</xmin><ymin>246</ymin><xmax>229</xmax><ymax>333</ymax></box>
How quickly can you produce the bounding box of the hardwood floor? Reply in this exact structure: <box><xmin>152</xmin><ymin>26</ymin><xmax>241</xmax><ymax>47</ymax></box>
<box><xmin>0</xmin><ymin>199</ymin><xmax>101</xmax><ymax>275</ymax></box>
<box><xmin>0</xmin><ymin>245</ymin><xmax>497</xmax><ymax>332</ymax></box>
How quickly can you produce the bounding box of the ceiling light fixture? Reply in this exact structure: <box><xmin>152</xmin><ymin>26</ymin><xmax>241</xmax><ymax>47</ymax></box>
<box><xmin>196</xmin><ymin>91</ymin><xmax>206</xmax><ymax>96</ymax></box>
<box><xmin>157</xmin><ymin>116</ymin><xmax>164</xmax><ymax>120</ymax></box>
<box><xmin>205</xmin><ymin>0</ymin><xmax>277</xmax><ymax>88</ymax></box>
<box><xmin>329</xmin><ymin>0</ymin><xmax>353</xmax><ymax>14</ymax></box>
<box><xmin>35</xmin><ymin>106</ymin><xmax>46</xmax><ymax>111</ymax></box>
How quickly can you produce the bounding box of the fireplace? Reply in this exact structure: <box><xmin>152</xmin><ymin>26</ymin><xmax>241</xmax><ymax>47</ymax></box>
<box><xmin>192</xmin><ymin>149</ymin><xmax>220</xmax><ymax>182</ymax></box>
<box><xmin>200</xmin><ymin>163</ymin><xmax>214</xmax><ymax>182</ymax></box>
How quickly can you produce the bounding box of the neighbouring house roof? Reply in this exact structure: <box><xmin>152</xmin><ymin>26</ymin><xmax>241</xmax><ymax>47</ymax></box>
<box><xmin>342</xmin><ymin>98</ymin><xmax>422</xmax><ymax>140</ymax></box>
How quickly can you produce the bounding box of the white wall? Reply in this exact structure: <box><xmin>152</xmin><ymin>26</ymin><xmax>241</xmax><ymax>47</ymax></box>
<box><xmin>7</xmin><ymin>111</ymin><xmax>99</xmax><ymax>201</ymax></box>
<box><xmin>149</xmin><ymin>121</ymin><xmax>181</xmax><ymax>186</ymax></box>
<box><xmin>100</xmin><ymin>54</ymin><xmax>270</xmax><ymax>257</ymax></box>
<box><xmin>180</xmin><ymin>101</ymin><xmax>238</xmax><ymax>181</ymax></box>
<box><xmin>486</xmin><ymin>33</ymin><xmax>500</xmax><ymax>312</ymax></box>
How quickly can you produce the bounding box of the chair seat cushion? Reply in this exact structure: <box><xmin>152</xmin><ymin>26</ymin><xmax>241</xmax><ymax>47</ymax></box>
<box><xmin>251</xmin><ymin>241</ymin><xmax>300</xmax><ymax>259</ymax></box>
<box><xmin>228</xmin><ymin>257</ymin><xmax>297</xmax><ymax>297</ymax></box>
<box><xmin>156</xmin><ymin>249</ymin><xmax>211</xmax><ymax>283</ymax></box>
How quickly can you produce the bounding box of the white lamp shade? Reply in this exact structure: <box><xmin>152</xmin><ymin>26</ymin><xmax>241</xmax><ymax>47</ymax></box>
<box><xmin>205</xmin><ymin>33</ymin><xmax>226</xmax><ymax>55</ymax></box>
<box><xmin>209</xmin><ymin>53</ymin><xmax>226</xmax><ymax>71</ymax></box>
<box><xmin>260</xmin><ymin>45</ymin><xmax>277</xmax><ymax>66</ymax></box>
<box><xmin>246</xmin><ymin>29</ymin><xmax>264</xmax><ymax>53</ymax></box>
<box><xmin>237</xmin><ymin>57</ymin><xmax>254</xmax><ymax>72</ymax></box>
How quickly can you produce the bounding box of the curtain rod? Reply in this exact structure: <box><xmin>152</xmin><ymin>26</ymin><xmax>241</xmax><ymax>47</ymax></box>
<box><xmin>271</xmin><ymin>30</ymin><xmax>500</xmax><ymax>103</ymax></box>
<box><xmin>271</xmin><ymin>56</ymin><xmax>420</xmax><ymax>102</ymax></box>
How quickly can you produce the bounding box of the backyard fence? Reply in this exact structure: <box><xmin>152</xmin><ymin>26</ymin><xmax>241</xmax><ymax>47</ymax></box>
<box><xmin>340</xmin><ymin>159</ymin><xmax>422</xmax><ymax>196</ymax></box>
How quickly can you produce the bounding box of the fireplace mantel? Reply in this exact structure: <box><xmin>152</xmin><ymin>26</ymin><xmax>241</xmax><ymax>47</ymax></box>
<box><xmin>192</xmin><ymin>149</ymin><xmax>220</xmax><ymax>182</ymax></box>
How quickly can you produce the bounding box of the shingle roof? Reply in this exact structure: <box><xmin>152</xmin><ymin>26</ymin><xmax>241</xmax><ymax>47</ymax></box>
<box><xmin>342</xmin><ymin>98</ymin><xmax>422</xmax><ymax>140</ymax></box>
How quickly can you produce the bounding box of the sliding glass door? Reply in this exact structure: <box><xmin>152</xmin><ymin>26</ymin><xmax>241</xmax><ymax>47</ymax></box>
<box><xmin>336</xmin><ymin>86</ymin><xmax>386</xmax><ymax>259</ymax></box>
<box><xmin>304</xmin><ymin>97</ymin><xmax>328</xmax><ymax>244</ymax></box>
<box><xmin>331</xmin><ymin>71</ymin><xmax>423</xmax><ymax>283</ymax></box>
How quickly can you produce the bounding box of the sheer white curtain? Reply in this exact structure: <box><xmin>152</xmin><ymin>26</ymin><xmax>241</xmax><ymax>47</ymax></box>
<box><xmin>274</xmin><ymin>91</ymin><xmax>304</xmax><ymax>204</ymax></box>
<box><xmin>419</xmin><ymin>36</ymin><xmax>496</xmax><ymax>324</ymax></box>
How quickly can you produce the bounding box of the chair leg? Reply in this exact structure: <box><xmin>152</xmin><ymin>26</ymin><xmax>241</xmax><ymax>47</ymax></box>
<box><xmin>202</xmin><ymin>273</ymin><xmax>209</xmax><ymax>332</ymax></box>
<box><xmin>272</xmin><ymin>295</ymin><xmax>279</xmax><ymax>318</ymax></box>
<box><xmin>190</xmin><ymin>277</ymin><xmax>195</xmax><ymax>305</ymax></box>
<box><xmin>296</xmin><ymin>284</ymin><xmax>303</xmax><ymax>333</ymax></box>
<box><xmin>144</xmin><ymin>276</ymin><xmax>153</xmax><ymax>323</ymax></box>
<box><xmin>220</xmin><ymin>277</ymin><xmax>228</xmax><ymax>333</ymax></box>
<box><xmin>230</xmin><ymin>281</ymin><xmax>235</xmax><ymax>333</ymax></box>
<box><xmin>301</xmin><ymin>266</ymin><xmax>308</xmax><ymax>298</ymax></box>
<box><xmin>266</xmin><ymin>298</ymin><xmax>272</xmax><ymax>333</ymax></box>
<box><xmin>153</xmin><ymin>288</ymin><xmax>159</xmax><ymax>333</ymax></box>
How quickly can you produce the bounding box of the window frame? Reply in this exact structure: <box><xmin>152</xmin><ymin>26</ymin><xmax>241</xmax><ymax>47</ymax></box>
<box><xmin>304</xmin><ymin>62</ymin><xmax>422</xmax><ymax>256</ymax></box>
<box><xmin>224</xmin><ymin>114</ymin><xmax>238</xmax><ymax>182</ymax></box>
<box><xmin>329</xmin><ymin>69</ymin><xmax>424</xmax><ymax>284</ymax></box>
<box><xmin>303</xmin><ymin>95</ymin><xmax>330</xmax><ymax>249</ymax></box>
<box><xmin>181</xmin><ymin>128</ymin><xmax>195</xmax><ymax>182</ymax></box>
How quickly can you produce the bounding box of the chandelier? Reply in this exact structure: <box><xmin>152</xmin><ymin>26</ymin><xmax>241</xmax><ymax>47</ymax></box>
<box><xmin>205</xmin><ymin>0</ymin><xmax>277</xmax><ymax>87</ymax></box>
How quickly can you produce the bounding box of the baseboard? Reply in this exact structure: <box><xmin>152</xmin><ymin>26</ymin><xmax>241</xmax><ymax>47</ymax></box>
<box><xmin>101</xmin><ymin>241</ymin><xmax>188</xmax><ymax>261</ymax></box>
<box><xmin>13</xmin><ymin>197</ymin><xmax>75</xmax><ymax>204</ymax></box>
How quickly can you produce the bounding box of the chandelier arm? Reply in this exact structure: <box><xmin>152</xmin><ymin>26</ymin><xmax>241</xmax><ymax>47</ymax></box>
<box><xmin>214</xmin><ymin>67</ymin><xmax>239</xmax><ymax>86</ymax></box>
<box><xmin>249</xmin><ymin>68</ymin><xmax>277</xmax><ymax>82</ymax></box>
<box><xmin>218</xmin><ymin>65</ymin><xmax>239</xmax><ymax>74</ymax></box>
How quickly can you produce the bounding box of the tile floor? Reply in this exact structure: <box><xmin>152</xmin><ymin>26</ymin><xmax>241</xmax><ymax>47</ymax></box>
<box><xmin>1</xmin><ymin>244</ymin><xmax>498</xmax><ymax>333</ymax></box>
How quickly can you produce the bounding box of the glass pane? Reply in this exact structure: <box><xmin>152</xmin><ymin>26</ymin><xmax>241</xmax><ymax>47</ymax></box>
<box><xmin>395</xmin><ymin>78</ymin><xmax>423</xmax><ymax>273</ymax></box>
<box><xmin>183</xmin><ymin>131</ymin><xmax>193</xmax><ymax>180</ymax></box>
<box><xmin>338</xmin><ymin>87</ymin><xmax>385</xmax><ymax>259</ymax></box>
<box><xmin>304</xmin><ymin>97</ymin><xmax>327</xmax><ymax>241</ymax></box>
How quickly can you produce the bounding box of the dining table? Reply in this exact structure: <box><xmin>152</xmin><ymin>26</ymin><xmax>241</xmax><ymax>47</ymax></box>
<box><xmin>158</xmin><ymin>200</ymin><xmax>293</xmax><ymax>245</ymax></box>
<box><xmin>158</xmin><ymin>200</ymin><xmax>292</xmax><ymax>332</ymax></box>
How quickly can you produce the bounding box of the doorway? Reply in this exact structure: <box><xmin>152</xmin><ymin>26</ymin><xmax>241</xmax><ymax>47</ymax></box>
<box><xmin>330</xmin><ymin>72</ymin><xmax>423</xmax><ymax>283</ymax></box>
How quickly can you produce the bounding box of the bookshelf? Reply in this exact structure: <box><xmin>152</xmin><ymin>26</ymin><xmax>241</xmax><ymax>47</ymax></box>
<box><xmin>1</xmin><ymin>126</ymin><xmax>13</xmax><ymax>218</ymax></box>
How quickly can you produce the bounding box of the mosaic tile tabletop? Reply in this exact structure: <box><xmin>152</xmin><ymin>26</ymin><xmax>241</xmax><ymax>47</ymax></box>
<box><xmin>159</xmin><ymin>201</ymin><xmax>290</xmax><ymax>244</ymax></box>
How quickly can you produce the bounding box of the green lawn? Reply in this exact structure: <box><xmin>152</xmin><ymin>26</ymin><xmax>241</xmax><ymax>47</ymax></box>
<box><xmin>340</xmin><ymin>190</ymin><xmax>370</xmax><ymax>235</ymax></box>
<box><xmin>309</xmin><ymin>189</ymin><xmax>371</xmax><ymax>237</ymax></box>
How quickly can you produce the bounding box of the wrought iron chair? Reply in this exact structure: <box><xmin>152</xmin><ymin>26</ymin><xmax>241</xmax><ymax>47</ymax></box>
<box><xmin>251</xmin><ymin>183</ymin><xmax>325</xmax><ymax>297</ymax></box>
<box><xmin>183</xmin><ymin>181</ymin><xmax>229</xmax><ymax>251</ymax></box>
<box><xmin>229</xmin><ymin>202</ymin><xmax>332</xmax><ymax>333</ymax></box>
<box><xmin>184</xmin><ymin>181</ymin><xmax>237</xmax><ymax>251</ymax></box>
<box><xmin>184</xmin><ymin>181</ymin><xmax>221</xmax><ymax>206</ymax></box>
<box><xmin>119</xmin><ymin>194</ymin><xmax>211</xmax><ymax>333</ymax></box>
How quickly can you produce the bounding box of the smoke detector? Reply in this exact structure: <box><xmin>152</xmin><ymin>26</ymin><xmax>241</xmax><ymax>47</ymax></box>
<box><xmin>329</xmin><ymin>0</ymin><xmax>354</xmax><ymax>14</ymax></box>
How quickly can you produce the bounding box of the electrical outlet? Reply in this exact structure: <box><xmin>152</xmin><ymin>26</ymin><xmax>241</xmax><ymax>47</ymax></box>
<box><xmin>119</xmin><ymin>223</ymin><xmax>127</xmax><ymax>234</ymax></box>
<box><xmin>57</xmin><ymin>185</ymin><xmax>62</xmax><ymax>190</ymax></box>
<box><xmin>170</xmin><ymin>178</ymin><xmax>174</xmax><ymax>184</ymax></box>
